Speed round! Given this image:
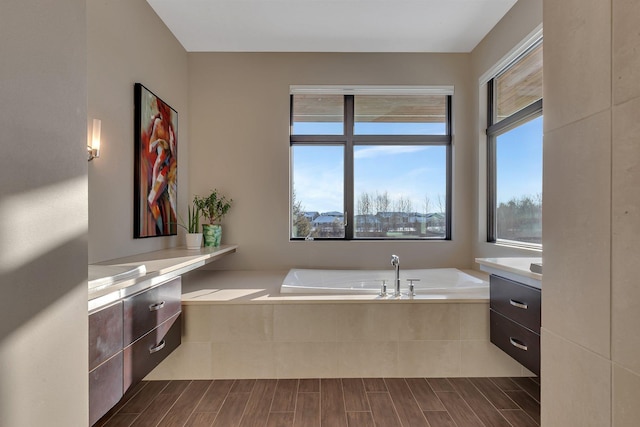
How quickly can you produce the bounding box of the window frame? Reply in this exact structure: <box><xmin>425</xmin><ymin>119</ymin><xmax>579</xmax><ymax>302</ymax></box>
<box><xmin>486</xmin><ymin>40</ymin><xmax>543</xmax><ymax>246</ymax></box>
<box><xmin>290</xmin><ymin>90</ymin><xmax>452</xmax><ymax>241</ymax></box>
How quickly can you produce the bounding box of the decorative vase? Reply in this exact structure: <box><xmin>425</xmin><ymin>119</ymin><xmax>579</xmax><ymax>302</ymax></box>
<box><xmin>185</xmin><ymin>232</ymin><xmax>203</xmax><ymax>250</ymax></box>
<box><xmin>202</xmin><ymin>224</ymin><xmax>222</xmax><ymax>247</ymax></box>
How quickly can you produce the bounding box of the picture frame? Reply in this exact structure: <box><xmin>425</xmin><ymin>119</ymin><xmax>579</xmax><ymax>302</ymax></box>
<box><xmin>133</xmin><ymin>83</ymin><xmax>178</xmax><ymax>238</ymax></box>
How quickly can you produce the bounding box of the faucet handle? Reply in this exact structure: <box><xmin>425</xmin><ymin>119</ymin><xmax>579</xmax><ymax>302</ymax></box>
<box><xmin>379</xmin><ymin>280</ymin><xmax>387</xmax><ymax>297</ymax></box>
<box><xmin>407</xmin><ymin>278</ymin><xmax>420</xmax><ymax>297</ymax></box>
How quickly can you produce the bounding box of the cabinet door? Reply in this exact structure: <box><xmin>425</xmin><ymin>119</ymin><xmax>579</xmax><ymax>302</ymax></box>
<box><xmin>490</xmin><ymin>275</ymin><xmax>541</xmax><ymax>333</ymax></box>
<box><xmin>89</xmin><ymin>301</ymin><xmax>123</xmax><ymax>371</ymax></box>
<box><xmin>89</xmin><ymin>352</ymin><xmax>123</xmax><ymax>426</ymax></box>
<box><xmin>123</xmin><ymin>277</ymin><xmax>181</xmax><ymax>345</ymax></box>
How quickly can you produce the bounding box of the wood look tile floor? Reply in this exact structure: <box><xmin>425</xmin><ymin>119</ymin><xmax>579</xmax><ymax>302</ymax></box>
<box><xmin>95</xmin><ymin>377</ymin><xmax>540</xmax><ymax>427</ymax></box>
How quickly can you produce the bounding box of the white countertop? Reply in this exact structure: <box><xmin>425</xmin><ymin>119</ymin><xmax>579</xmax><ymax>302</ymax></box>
<box><xmin>475</xmin><ymin>257</ymin><xmax>542</xmax><ymax>289</ymax></box>
<box><xmin>88</xmin><ymin>245</ymin><xmax>237</xmax><ymax>311</ymax></box>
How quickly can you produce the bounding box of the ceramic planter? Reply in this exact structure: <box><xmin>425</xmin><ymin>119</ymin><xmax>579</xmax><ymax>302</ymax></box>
<box><xmin>185</xmin><ymin>232</ymin><xmax>203</xmax><ymax>250</ymax></box>
<box><xmin>202</xmin><ymin>224</ymin><xmax>222</xmax><ymax>247</ymax></box>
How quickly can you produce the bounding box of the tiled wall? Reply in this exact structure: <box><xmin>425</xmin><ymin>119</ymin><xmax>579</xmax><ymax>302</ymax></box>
<box><xmin>542</xmin><ymin>0</ymin><xmax>640</xmax><ymax>425</ymax></box>
<box><xmin>147</xmin><ymin>302</ymin><xmax>533</xmax><ymax>380</ymax></box>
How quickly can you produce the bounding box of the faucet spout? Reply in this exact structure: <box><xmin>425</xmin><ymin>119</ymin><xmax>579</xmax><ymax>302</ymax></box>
<box><xmin>391</xmin><ymin>254</ymin><xmax>400</xmax><ymax>296</ymax></box>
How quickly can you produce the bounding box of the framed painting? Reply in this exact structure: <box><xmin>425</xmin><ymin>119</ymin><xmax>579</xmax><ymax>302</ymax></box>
<box><xmin>134</xmin><ymin>83</ymin><xmax>178</xmax><ymax>238</ymax></box>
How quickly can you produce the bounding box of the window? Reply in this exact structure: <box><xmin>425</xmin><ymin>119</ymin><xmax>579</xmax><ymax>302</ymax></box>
<box><xmin>487</xmin><ymin>41</ymin><xmax>543</xmax><ymax>246</ymax></box>
<box><xmin>290</xmin><ymin>87</ymin><xmax>452</xmax><ymax>240</ymax></box>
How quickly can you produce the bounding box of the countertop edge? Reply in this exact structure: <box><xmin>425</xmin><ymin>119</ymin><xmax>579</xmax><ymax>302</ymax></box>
<box><xmin>88</xmin><ymin>245</ymin><xmax>238</xmax><ymax>312</ymax></box>
<box><xmin>475</xmin><ymin>257</ymin><xmax>542</xmax><ymax>288</ymax></box>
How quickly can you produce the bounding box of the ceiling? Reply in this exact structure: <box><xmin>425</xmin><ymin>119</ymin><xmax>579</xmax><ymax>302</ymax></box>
<box><xmin>146</xmin><ymin>0</ymin><xmax>518</xmax><ymax>53</ymax></box>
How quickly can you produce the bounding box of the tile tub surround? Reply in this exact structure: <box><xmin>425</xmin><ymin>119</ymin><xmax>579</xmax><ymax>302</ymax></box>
<box><xmin>146</xmin><ymin>270</ymin><xmax>534</xmax><ymax>380</ymax></box>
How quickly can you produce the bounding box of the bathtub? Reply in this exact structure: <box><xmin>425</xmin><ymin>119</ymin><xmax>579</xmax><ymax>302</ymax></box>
<box><xmin>281</xmin><ymin>268</ymin><xmax>488</xmax><ymax>294</ymax></box>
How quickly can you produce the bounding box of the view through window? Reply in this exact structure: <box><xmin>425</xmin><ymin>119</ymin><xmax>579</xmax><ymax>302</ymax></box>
<box><xmin>291</xmin><ymin>90</ymin><xmax>451</xmax><ymax>240</ymax></box>
<box><xmin>488</xmin><ymin>41</ymin><xmax>543</xmax><ymax>245</ymax></box>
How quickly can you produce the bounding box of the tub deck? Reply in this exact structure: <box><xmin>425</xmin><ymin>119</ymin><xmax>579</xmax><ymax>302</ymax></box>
<box><xmin>181</xmin><ymin>269</ymin><xmax>490</xmax><ymax>305</ymax></box>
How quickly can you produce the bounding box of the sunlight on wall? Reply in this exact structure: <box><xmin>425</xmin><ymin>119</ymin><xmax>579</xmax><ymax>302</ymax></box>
<box><xmin>0</xmin><ymin>177</ymin><xmax>87</xmax><ymax>274</ymax></box>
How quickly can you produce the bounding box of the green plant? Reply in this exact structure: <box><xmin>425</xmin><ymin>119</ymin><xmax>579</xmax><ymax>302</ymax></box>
<box><xmin>196</xmin><ymin>189</ymin><xmax>233</xmax><ymax>224</ymax></box>
<box><xmin>176</xmin><ymin>198</ymin><xmax>201</xmax><ymax>233</ymax></box>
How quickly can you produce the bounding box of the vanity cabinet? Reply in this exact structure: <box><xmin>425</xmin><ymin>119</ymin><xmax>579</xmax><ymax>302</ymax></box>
<box><xmin>123</xmin><ymin>277</ymin><xmax>182</xmax><ymax>391</ymax></box>
<box><xmin>489</xmin><ymin>274</ymin><xmax>541</xmax><ymax>375</ymax></box>
<box><xmin>89</xmin><ymin>277</ymin><xmax>182</xmax><ymax>425</ymax></box>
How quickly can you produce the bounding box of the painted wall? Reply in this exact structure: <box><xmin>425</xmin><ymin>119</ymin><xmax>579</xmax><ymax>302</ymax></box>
<box><xmin>541</xmin><ymin>0</ymin><xmax>640</xmax><ymax>425</ymax></box>
<box><xmin>470</xmin><ymin>0</ymin><xmax>544</xmax><ymax>261</ymax></box>
<box><xmin>88</xmin><ymin>0</ymin><xmax>189</xmax><ymax>263</ymax></box>
<box><xmin>0</xmin><ymin>1</ymin><xmax>88</xmax><ymax>425</ymax></box>
<box><xmin>188</xmin><ymin>53</ymin><xmax>474</xmax><ymax>271</ymax></box>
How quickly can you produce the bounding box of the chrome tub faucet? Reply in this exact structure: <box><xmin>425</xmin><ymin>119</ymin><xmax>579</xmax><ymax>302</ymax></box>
<box><xmin>391</xmin><ymin>254</ymin><xmax>400</xmax><ymax>297</ymax></box>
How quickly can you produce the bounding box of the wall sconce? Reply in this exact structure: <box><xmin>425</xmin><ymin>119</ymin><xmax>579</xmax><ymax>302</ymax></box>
<box><xmin>88</xmin><ymin>118</ymin><xmax>101</xmax><ymax>161</ymax></box>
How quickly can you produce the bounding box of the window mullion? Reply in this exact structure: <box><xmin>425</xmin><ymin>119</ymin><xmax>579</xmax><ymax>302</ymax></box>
<box><xmin>344</xmin><ymin>95</ymin><xmax>354</xmax><ymax>240</ymax></box>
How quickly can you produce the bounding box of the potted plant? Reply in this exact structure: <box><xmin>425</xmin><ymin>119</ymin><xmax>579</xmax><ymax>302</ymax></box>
<box><xmin>177</xmin><ymin>198</ymin><xmax>203</xmax><ymax>249</ymax></box>
<box><xmin>195</xmin><ymin>189</ymin><xmax>232</xmax><ymax>247</ymax></box>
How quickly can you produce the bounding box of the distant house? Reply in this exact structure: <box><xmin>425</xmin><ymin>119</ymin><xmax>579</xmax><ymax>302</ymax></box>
<box><xmin>302</xmin><ymin>211</ymin><xmax>319</xmax><ymax>221</ymax></box>
<box><xmin>312</xmin><ymin>212</ymin><xmax>344</xmax><ymax>236</ymax></box>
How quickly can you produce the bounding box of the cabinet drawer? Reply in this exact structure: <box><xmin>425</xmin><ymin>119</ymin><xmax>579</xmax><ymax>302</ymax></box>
<box><xmin>89</xmin><ymin>352</ymin><xmax>123</xmax><ymax>426</ymax></box>
<box><xmin>490</xmin><ymin>309</ymin><xmax>540</xmax><ymax>375</ymax></box>
<box><xmin>89</xmin><ymin>301</ymin><xmax>123</xmax><ymax>371</ymax></box>
<box><xmin>123</xmin><ymin>312</ymin><xmax>181</xmax><ymax>392</ymax></box>
<box><xmin>490</xmin><ymin>275</ymin><xmax>541</xmax><ymax>333</ymax></box>
<box><xmin>123</xmin><ymin>277</ymin><xmax>181</xmax><ymax>345</ymax></box>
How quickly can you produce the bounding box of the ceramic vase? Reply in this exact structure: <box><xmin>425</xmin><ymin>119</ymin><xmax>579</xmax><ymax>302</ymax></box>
<box><xmin>202</xmin><ymin>224</ymin><xmax>222</xmax><ymax>247</ymax></box>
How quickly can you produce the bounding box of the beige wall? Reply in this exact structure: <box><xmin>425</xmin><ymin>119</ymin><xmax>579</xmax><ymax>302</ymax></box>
<box><xmin>88</xmin><ymin>0</ymin><xmax>189</xmax><ymax>263</ymax></box>
<box><xmin>188</xmin><ymin>52</ymin><xmax>475</xmax><ymax>270</ymax></box>
<box><xmin>0</xmin><ymin>1</ymin><xmax>88</xmax><ymax>426</ymax></box>
<box><xmin>470</xmin><ymin>0</ymin><xmax>544</xmax><ymax>260</ymax></box>
<box><xmin>542</xmin><ymin>0</ymin><xmax>640</xmax><ymax>425</ymax></box>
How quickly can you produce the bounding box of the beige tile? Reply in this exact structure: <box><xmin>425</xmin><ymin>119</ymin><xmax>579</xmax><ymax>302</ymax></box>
<box><xmin>210</xmin><ymin>341</ymin><xmax>275</xmax><ymax>379</ymax></box>
<box><xmin>273</xmin><ymin>304</ymin><xmax>338</xmax><ymax>342</ymax></box>
<box><xmin>334</xmin><ymin>304</ymin><xmax>402</xmax><ymax>342</ymax></box>
<box><xmin>397</xmin><ymin>341</ymin><xmax>460</xmax><ymax>377</ymax></box>
<box><xmin>460</xmin><ymin>340</ymin><xmax>524</xmax><ymax>377</ymax></box>
<box><xmin>612</xmin><ymin>97</ymin><xmax>640</xmax><ymax>373</ymax></box>
<box><xmin>543</xmin><ymin>0</ymin><xmax>611</xmax><ymax>131</ymax></box>
<box><xmin>209</xmin><ymin>304</ymin><xmax>273</xmax><ymax>342</ymax></box>
<box><xmin>460</xmin><ymin>303</ymin><xmax>489</xmax><ymax>340</ymax></box>
<box><xmin>543</xmin><ymin>110</ymin><xmax>611</xmax><ymax>358</ymax></box>
<box><xmin>541</xmin><ymin>329</ymin><xmax>611</xmax><ymax>427</ymax></box>
<box><xmin>181</xmin><ymin>305</ymin><xmax>212</xmax><ymax>342</ymax></box>
<box><xmin>145</xmin><ymin>342</ymin><xmax>212</xmax><ymax>380</ymax></box>
<box><xmin>336</xmin><ymin>342</ymin><xmax>398</xmax><ymax>377</ymax></box>
<box><xmin>274</xmin><ymin>342</ymin><xmax>338</xmax><ymax>378</ymax></box>
<box><xmin>613</xmin><ymin>364</ymin><xmax>640</xmax><ymax>427</ymax></box>
<box><xmin>613</xmin><ymin>0</ymin><xmax>640</xmax><ymax>105</ymax></box>
<box><xmin>398</xmin><ymin>304</ymin><xmax>460</xmax><ymax>341</ymax></box>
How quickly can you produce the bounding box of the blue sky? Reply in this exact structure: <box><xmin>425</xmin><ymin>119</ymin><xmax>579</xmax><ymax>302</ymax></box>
<box><xmin>292</xmin><ymin>117</ymin><xmax>542</xmax><ymax>213</ymax></box>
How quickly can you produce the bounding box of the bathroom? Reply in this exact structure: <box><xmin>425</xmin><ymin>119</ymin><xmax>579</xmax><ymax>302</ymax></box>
<box><xmin>2</xmin><ymin>0</ymin><xmax>639</xmax><ymax>426</ymax></box>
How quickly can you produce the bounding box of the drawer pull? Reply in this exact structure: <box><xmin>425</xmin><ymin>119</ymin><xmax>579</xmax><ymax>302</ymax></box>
<box><xmin>149</xmin><ymin>301</ymin><xmax>166</xmax><ymax>312</ymax></box>
<box><xmin>509</xmin><ymin>299</ymin><xmax>528</xmax><ymax>310</ymax></box>
<box><xmin>149</xmin><ymin>340</ymin><xmax>166</xmax><ymax>354</ymax></box>
<box><xmin>509</xmin><ymin>337</ymin><xmax>528</xmax><ymax>351</ymax></box>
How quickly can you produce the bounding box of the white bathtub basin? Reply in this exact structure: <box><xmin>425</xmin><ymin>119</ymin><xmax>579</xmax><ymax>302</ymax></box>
<box><xmin>281</xmin><ymin>268</ymin><xmax>487</xmax><ymax>294</ymax></box>
<box><xmin>88</xmin><ymin>264</ymin><xmax>146</xmax><ymax>289</ymax></box>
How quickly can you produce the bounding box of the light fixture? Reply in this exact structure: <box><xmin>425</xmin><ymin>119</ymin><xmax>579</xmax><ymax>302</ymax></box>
<box><xmin>88</xmin><ymin>118</ymin><xmax>101</xmax><ymax>161</ymax></box>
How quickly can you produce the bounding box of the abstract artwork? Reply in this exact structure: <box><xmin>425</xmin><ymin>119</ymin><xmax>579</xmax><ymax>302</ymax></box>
<box><xmin>134</xmin><ymin>83</ymin><xmax>178</xmax><ymax>238</ymax></box>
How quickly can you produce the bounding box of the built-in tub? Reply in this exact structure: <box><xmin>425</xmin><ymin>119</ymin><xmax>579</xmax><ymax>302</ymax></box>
<box><xmin>281</xmin><ymin>268</ymin><xmax>488</xmax><ymax>295</ymax></box>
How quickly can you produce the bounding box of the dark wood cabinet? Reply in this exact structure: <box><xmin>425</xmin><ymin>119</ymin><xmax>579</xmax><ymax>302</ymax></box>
<box><xmin>89</xmin><ymin>301</ymin><xmax>123</xmax><ymax>426</ymax></box>
<box><xmin>89</xmin><ymin>277</ymin><xmax>182</xmax><ymax>425</ymax></box>
<box><xmin>489</xmin><ymin>274</ymin><xmax>541</xmax><ymax>375</ymax></box>
<box><xmin>123</xmin><ymin>278</ymin><xmax>181</xmax><ymax>345</ymax></box>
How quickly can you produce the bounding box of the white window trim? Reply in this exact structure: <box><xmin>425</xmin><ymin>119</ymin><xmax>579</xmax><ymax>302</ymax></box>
<box><xmin>290</xmin><ymin>85</ymin><xmax>454</xmax><ymax>96</ymax></box>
